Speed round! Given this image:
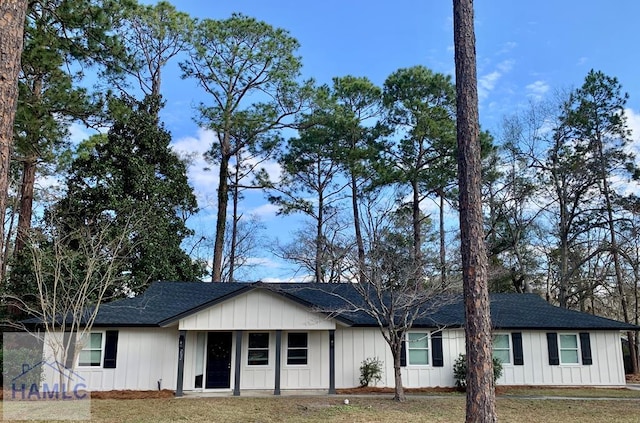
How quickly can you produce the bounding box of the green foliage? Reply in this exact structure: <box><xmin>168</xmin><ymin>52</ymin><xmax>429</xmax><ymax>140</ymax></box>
<box><xmin>52</xmin><ymin>95</ymin><xmax>202</xmax><ymax>292</ymax></box>
<box><xmin>180</xmin><ymin>12</ymin><xmax>308</xmax><ymax>281</ymax></box>
<box><xmin>359</xmin><ymin>357</ymin><xmax>383</xmax><ymax>387</ymax></box>
<box><xmin>15</xmin><ymin>0</ymin><xmax>131</xmax><ymax>163</ymax></box>
<box><xmin>2</xmin><ymin>346</ymin><xmax>44</xmax><ymax>388</ymax></box>
<box><xmin>114</xmin><ymin>0</ymin><xmax>194</xmax><ymax>97</ymax></box>
<box><xmin>452</xmin><ymin>353</ymin><xmax>503</xmax><ymax>389</ymax></box>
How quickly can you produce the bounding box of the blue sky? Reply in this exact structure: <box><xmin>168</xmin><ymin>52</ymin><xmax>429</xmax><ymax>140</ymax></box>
<box><xmin>118</xmin><ymin>1</ymin><xmax>640</xmax><ymax>281</ymax></box>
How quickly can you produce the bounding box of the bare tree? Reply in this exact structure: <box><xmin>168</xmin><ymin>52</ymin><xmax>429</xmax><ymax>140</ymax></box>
<box><xmin>273</xmin><ymin>218</ymin><xmax>353</xmax><ymax>284</ymax></box>
<box><xmin>5</xmin><ymin>214</ymin><xmax>137</xmax><ymax>390</ymax></box>
<box><xmin>453</xmin><ymin>0</ymin><xmax>497</xmax><ymax>421</ymax></box>
<box><xmin>0</xmin><ymin>0</ymin><xmax>28</xmax><ymax>276</ymax></box>
<box><xmin>221</xmin><ymin>214</ymin><xmax>266</xmax><ymax>283</ymax></box>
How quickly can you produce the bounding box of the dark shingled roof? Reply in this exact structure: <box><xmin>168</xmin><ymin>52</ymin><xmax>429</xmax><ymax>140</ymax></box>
<box><xmin>89</xmin><ymin>281</ymin><xmax>639</xmax><ymax>331</ymax></box>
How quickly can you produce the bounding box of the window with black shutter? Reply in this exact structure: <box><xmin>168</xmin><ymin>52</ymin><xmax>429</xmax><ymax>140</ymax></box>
<box><xmin>103</xmin><ymin>330</ymin><xmax>119</xmax><ymax>369</ymax></box>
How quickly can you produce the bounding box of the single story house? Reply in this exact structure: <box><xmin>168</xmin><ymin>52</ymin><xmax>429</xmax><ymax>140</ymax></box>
<box><xmin>36</xmin><ymin>281</ymin><xmax>639</xmax><ymax>395</ymax></box>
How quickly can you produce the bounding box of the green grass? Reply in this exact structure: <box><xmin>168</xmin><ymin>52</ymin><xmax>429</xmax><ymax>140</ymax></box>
<box><xmin>3</xmin><ymin>389</ymin><xmax>640</xmax><ymax>423</ymax></box>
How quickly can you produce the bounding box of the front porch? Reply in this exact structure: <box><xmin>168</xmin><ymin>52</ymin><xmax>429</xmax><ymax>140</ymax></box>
<box><xmin>170</xmin><ymin>287</ymin><xmax>340</xmax><ymax>396</ymax></box>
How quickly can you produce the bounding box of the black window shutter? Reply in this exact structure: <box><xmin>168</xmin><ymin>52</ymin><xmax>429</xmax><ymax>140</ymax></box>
<box><xmin>431</xmin><ymin>331</ymin><xmax>444</xmax><ymax>367</ymax></box>
<box><xmin>512</xmin><ymin>332</ymin><xmax>524</xmax><ymax>365</ymax></box>
<box><xmin>63</xmin><ymin>332</ymin><xmax>76</xmax><ymax>368</ymax></box>
<box><xmin>103</xmin><ymin>330</ymin><xmax>119</xmax><ymax>369</ymax></box>
<box><xmin>400</xmin><ymin>340</ymin><xmax>406</xmax><ymax>367</ymax></box>
<box><xmin>546</xmin><ymin>332</ymin><xmax>559</xmax><ymax>365</ymax></box>
<box><xmin>579</xmin><ymin>332</ymin><xmax>592</xmax><ymax>365</ymax></box>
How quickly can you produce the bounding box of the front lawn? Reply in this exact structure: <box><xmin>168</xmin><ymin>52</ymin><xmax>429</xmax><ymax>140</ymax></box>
<box><xmin>3</xmin><ymin>388</ymin><xmax>639</xmax><ymax>422</ymax></box>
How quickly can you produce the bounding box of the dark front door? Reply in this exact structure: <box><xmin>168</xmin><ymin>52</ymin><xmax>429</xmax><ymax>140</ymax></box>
<box><xmin>205</xmin><ymin>332</ymin><xmax>232</xmax><ymax>389</ymax></box>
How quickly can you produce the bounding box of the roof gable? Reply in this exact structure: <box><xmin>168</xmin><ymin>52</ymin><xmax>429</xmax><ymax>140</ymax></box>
<box><xmin>178</xmin><ymin>288</ymin><xmax>336</xmax><ymax>330</ymax></box>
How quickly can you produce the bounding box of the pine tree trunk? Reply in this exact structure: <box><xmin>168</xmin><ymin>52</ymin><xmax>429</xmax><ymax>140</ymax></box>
<box><xmin>14</xmin><ymin>157</ymin><xmax>36</xmax><ymax>255</ymax></box>
<box><xmin>350</xmin><ymin>172</ymin><xmax>366</xmax><ymax>283</ymax></box>
<box><xmin>453</xmin><ymin>0</ymin><xmax>497</xmax><ymax>422</ymax></box>
<box><xmin>596</xmin><ymin>135</ymin><xmax>638</xmax><ymax>373</ymax></box>
<box><xmin>411</xmin><ymin>178</ymin><xmax>422</xmax><ymax>276</ymax></box>
<box><xmin>439</xmin><ymin>192</ymin><xmax>447</xmax><ymax>287</ymax></box>
<box><xmin>315</xmin><ymin>186</ymin><xmax>324</xmax><ymax>284</ymax></box>
<box><xmin>212</xmin><ymin>152</ymin><xmax>230</xmax><ymax>282</ymax></box>
<box><xmin>0</xmin><ymin>0</ymin><xmax>28</xmax><ymax>275</ymax></box>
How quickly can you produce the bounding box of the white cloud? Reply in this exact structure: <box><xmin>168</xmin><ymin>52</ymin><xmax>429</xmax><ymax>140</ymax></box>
<box><xmin>245</xmin><ymin>257</ymin><xmax>281</xmax><ymax>268</ymax></box>
<box><xmin>250</xmin><ymin>203</ymin><xmax>279</xmax><ymax>219</ymax></box>
<box><xmin>171</xmin><ymin>128</ymin><xmax>219</xmax><ymax>207</ymax></box>
<box><xmin>525</xmin><ymin>80</ymin><xmax>550</xmax><ymax>100</ymax></box>
<box><xmin>613</xmin><ymin>108</ymin><xmax>640</xmax><ymax>196</ymax></box>
<box><xmin>67</xmin><ymin>122</ymin><xmax>106</xmax><ymax>146</ymax></box>
<box><xmin>478</xmin><ymin>60</ymin><xmax>514</xmax><ymax>100</ymax></box>
<box><xmin>626</xmin><ymin>108</ymin><xmax>640</xmax><ymax>143</ymax></box>
<box><xmin>478</xmin><ymin>71</ymin><xmax>501</xmax><ymax>98</ymax></box>
<box><xmin>497</xmin><ymin>41</ymin><xmax>517</xmax><ymax>55</ymax></box>
<box><xmin>496</xmin><ymin>60</ymin><xmax>515</xmax><ymax>73</ymax></box>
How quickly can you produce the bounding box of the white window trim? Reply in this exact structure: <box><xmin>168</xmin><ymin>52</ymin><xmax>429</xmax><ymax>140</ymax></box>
<box><xmin>407</xmin><ymin>331</ymin><xmax>431</xmax><ymax>366</ymax></box>
<box><xmin>492</xmin><ymin>333</ymin><xmax>512</xmax><ymax>365</ymax></box>
<box><xmin>77</xmin><ymin>331</ymin><xmax>105</xmax><ymax>368</ymax></box>
<box><xmin>558</xmin><ymin>333</ymin><xmax>580</xmax><ymax>365</ymax></box>
<box><xmin>286</xmin><ymin>332</ymin><xmax>308</xmax><ymax>366</ymax></box>
<box><xmin>247</xmin><ymin>332</ymin><xmax>270</xmax><ymax>366</ymax></box>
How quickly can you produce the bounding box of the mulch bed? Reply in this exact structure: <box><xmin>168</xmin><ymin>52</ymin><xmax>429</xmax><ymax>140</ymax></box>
<box><xmin>3</xmin><ymin>376</ymin><xmax>639</xmax><ymax>400</ymax></box>
<box><xmin>89</xmin><ymin>390</ymin><xmax>175</xmax><ymax>399</ymax></box>
<box><xmin>336</xmin><ymin>386</ymin><xmax>459</xmax><ymax>395</ymax></box>
<box><xmin>626</xmin><ymin>373</ymin><xmax>640</xmax><ymax>383</ymax></box>
<box><xmin>0</xmin><ymin>389</ymin><xmax>175</xmax><ymax>400</ymax></box>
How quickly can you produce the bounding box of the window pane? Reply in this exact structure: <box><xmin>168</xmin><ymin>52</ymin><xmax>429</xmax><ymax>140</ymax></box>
<box><xmin>90</xmin><ymin>350</ymin><xmax>101</xmax><ymax>365</ymax></box>
<box><xmin>79</xmin><ymin>350</ymin><xmax>101</xmax><ymax>366</ymax></box>
<box><xmin>287</xmin><ymin>349</ymin><xmax>307</xmax><ymax>365</ymax></box>
<box><xmin>561</xmin><ymin>350</ymin><xmax>579</xmax><ymax>364</ymax></box>
<box><xmin>493</xmin><ymin>349</ymin><xmax>510</xmax><ymax>364</ymax></box>
<box><xmin>248</xmin><ymin>350</ymin><xmax>268</xmax><ymax>365</ymax></box>
<box><xmin>408</xmin><ymin>333</ymin><xmax>428</xmax><ymax>348</ymax></box>
<box><xmin>89</xmin><ymin>333</ymin><xmax>102</xmax><ymax>349</ymax></box>
<box><xmin>78</xmin><ymin>350</ymin><xmax>92</xmax><ymax>366</ymax></box>
<box><xmin>493</xmin><ymin>334</ymin><xmax>509</xmax><ymax>349</ymax></box>
<box><xmin>409</xmin><ymin>349</ymin><xmax>429</xmax><ymax>365</ymax></box>
<box><xmin>288</xmin><ymin>333</ymin><xmax>307</xmax><ymax>348</ymax></box>
<box><xmin>560</xmin><ymin>334</ymin><xmax>577</xmax><ymax>349</ymax></box>
<box><xmin>249</xmin><ymin>333</ymin><xmax>269</xmax><ymax>348</ymax></box>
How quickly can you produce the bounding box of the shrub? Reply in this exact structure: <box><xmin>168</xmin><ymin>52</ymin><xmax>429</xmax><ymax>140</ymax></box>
<box><xmin>452</xmin><ymin>353</ymin><xmax>503</xmax><ymax>389</ymax></box>
<box><xmin>2</xmin><ymin>347</ymin><xmax>44</xmax><ymax>388</ymax></box>
<box><xmin>359</xmin><ymin>357</ymin><xmax>383</xmax><ymax>387</ymax></box>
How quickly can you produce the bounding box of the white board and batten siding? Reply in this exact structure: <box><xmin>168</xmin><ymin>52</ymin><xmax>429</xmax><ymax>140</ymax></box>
<box><xmin>42</xmin><ymin>327</ymin><xmax>179</xmax><ymax>391</ymax></box>
<box><xmin>334</xmin><ymin>328</ymin><xmax>466</xmax><ymax>389</ymax></box>
<box><xmin>180</xmin><ymin>289</ymin><xmax>335</xmax><ymax>391</ymax></box>
<box><xmin>498</xmin><ymin>331</ymin><xmax>626</xmax><ymax>386</ymax></box>
<box><xmin>179</xmin><ymin>289</ymin><xmax>336</xmax><ymax>331</ymax></box>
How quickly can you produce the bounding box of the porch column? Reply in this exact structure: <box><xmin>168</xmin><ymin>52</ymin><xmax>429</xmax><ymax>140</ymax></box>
<box><xmin>274</xmin><ymin>330</ymin><xmax>282</xmax><ymax>395</ymax></box>
<box><xmin>233</xmin><ymin>330</ymin><xmax>243</xmax><ymax>396</ymax></box>
<box><xmin>329</xmin><ymin>329</ymin><xmax>336</xmax><ymax>394</ymax></box>
<box><xmin>176</xmin><ymin>330</ymin><xmax>186</xmax><ymax>397</ymax></box>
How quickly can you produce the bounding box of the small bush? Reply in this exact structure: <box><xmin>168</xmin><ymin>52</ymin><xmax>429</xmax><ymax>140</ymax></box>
<box><xmin>453</xmin><ymin>353</ymin><xmax>503</xmax><ymax>389</ymax></box>
<box><xmin>359</xmin><ymin>357</ymin><xmax>383</xmax><ymax>387</ymax></box>
<box><xmin>2</xmin><ymin>347</ymin><xmax>44</xmax><ymax>388</ymax></box>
